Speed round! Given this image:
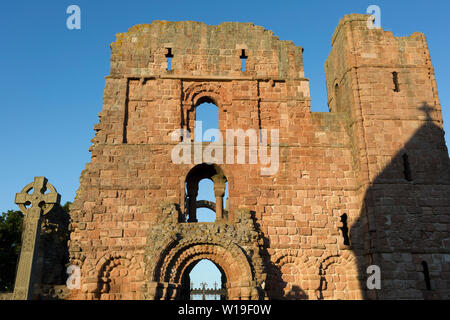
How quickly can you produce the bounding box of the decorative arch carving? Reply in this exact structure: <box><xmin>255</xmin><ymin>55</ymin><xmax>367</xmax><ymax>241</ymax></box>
<box><xmin>94</xmin><ymin>251</ymin><xmax>144</xmax><ymax>300</ymax></box>
<box><xmin>269</xmin><ymin>249</ymin><xmax>316</xmax><ymax>300</ymax></box>
<box><xmin>144</xmin><ymin>204</ymin><xmax>266</xmax><ymax>300</ymax></box>
<box><xmin>68</xmin><ymin>252</ymin><xmax>86</xmax><ymax>269</ymax></box>
<box><xmin>182</xmin><ymin>82</ymin><xmax>231</xmax><ymax>109</ymax></box>
<box><xmin>181</xmin><ymin>82</ymin><xmax>231</xmax><ymax>139</ymax></box>
<box><xmin>315</xmin><ymin>251</ymin><xmax>361</xmax><ymax>300</ymax></box>
<box><xmin>162</xmin><ymin>241</ymin><xmax>252</xmax><ymax>284</ymax></box>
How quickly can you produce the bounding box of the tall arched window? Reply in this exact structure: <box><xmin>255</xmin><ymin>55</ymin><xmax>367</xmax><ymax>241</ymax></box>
<box><xmin>194</xmin><ymin>102</ymin><xmax>219</xmax><ymax>142</ymax></box>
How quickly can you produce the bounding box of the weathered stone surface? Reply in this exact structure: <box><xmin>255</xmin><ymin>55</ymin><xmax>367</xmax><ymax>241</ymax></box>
<box><xmin>0</xmin><ymin>293</ymin><xmax>13</xmax><ymax>300</ymax></box>
<box><xmin>142</xmin><ymin>204</ymin><xmax>266</xmax><ymax>299</ymax></box>
<box><xmin>62</xmin><ymin>15</ymin><xmax>449</xmax><ymax>300</ymax></box>
<box><xmin>12</xmin><ymin>177</ymin><xmax>61</xmax><ymax>300</ymax></box>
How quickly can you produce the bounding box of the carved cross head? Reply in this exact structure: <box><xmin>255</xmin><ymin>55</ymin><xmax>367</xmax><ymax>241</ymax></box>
<box><xmin>15</xmin><ymin>177</ymin><xmax>61</xmax><ymax>217</ymax></box>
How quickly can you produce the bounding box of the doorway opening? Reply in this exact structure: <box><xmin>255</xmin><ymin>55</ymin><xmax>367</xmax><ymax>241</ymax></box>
<box><xmin>180</xmin><ymin>259</ymin><xmax>227</xmax><ymax>300</ymax></box>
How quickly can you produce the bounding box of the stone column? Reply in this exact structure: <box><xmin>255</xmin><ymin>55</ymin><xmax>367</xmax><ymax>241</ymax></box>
<box><xmin>212</xmin><ymin>175</ymin><xmax>226</xmax><ymax>221</ymax></box>
<box><xmin>182</xmin><ymin>102</ymin><xmax>192</xmax><ymax>133</ymax></box>
<box><xmin>215</xmin><ymin>196</ymin><xmax>224</xmax><ymax>221</ymax></box>
<box><xmin>187</xmin><ymin>184</ymin><xmax>198</xmax><ymax>223</ymax></box>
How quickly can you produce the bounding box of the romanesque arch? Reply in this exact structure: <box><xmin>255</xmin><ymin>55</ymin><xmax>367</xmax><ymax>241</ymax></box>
<box><xmin>268</xmin><ymin>249</ymin><xmax>316</xmax><ymax>300</ymax></box>
<box><xmin>159</xmin><ymin>243</ymin><xmax>254</xmax><ymax>299</ymax></box>
<box><xmin>143</xmin><ymin>203</ymin><xmax>267</xmax><ymax>300</ymax></box>
<box><xmin>185</xmin><ymin>163</ymin><xmax>228</xmax><ymax>222</ymax></box>
<box><xmin>182</xmin><ymin>82</ymin><xmax>231</xmax><ymax>110</ymax></box>
<box><xmin>315</xmin><ymin>251</ymin><xmax>362</xmax><ymax>300</ymax></box>
<box><xmin>179</xmin><ymin>163</ymin><xmax>235</xmax><ymax>205</ymax></box>
<box><xmin>94</xmin><ymin>252</ymin><xmax>144</xmax><ymax>300</ymax></box>
<box><xmin>181</xmin><ymin>82</ymin><xmax>231</xmax><ymax>138</ymax></box>
<box><xmin>179</xmin><ymin>256</ymin><xmax>227</xmax><ymax>300</ymax></box>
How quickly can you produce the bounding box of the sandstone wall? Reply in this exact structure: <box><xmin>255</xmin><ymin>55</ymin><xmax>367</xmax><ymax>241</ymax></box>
<box><xmin>66</xmin><ymin>17</ymin><xmax>450</xmax><ymax>300</ymax></box>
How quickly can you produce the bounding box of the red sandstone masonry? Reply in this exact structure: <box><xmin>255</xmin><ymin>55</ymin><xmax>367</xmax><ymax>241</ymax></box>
<box><xmin>67</xmin><ymin>15</ymin><xmax>450</xmax><ymax>300</ymax></box>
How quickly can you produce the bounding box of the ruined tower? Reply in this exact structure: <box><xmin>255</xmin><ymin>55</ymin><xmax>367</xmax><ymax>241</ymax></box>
<box><xmin>325</xmin><ymin>14</ymin><xmax>449</xmax><ymax>299</ymax></box>
<box><xmin>66</xmin><ymin>14</ymin><xmax>450</xmax><ymax>300</ymax></box>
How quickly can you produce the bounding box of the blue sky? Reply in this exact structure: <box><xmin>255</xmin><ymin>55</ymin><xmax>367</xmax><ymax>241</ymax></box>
<box><xmin>1</xmin><ymin>1</ymin><xmax>449</xmax><ymax>294</ymax></box>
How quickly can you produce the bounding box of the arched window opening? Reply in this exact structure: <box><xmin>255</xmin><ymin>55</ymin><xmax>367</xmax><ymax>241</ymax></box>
<box><xmin>184</xmin><ymin>259</ymin><xmax>226</xmax><ymax>300</ymax></box>
<box><xmin>240</xmin><ymin>49</ymin><xmax>248</xmax><ymax>72</ymax></box>
<box><xmin>196</xmin><ymin>179</ymin><xmax>216</xmax><ymax>222</ymax></box>
<box><xmin>193</xmin><ymin>179</ymin><xmax>229</xmax><ymax>223</ymax></box>
<box><xmin>166</xmin><ymin>48</ymin><xmax>173</xmax><ymax>71</ymax></box>
<box><xmin>185</xmin><ymin>164</ymin><xmax>227</xmax><ymax>223</ymax></box>
<box><xmin>195</xmin><ymin>102</ymin><xmax>219</xmax><ymax>142</ymax></box>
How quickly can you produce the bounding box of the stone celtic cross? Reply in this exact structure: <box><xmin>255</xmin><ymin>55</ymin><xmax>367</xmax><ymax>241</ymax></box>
<box><xmin>13</xmin><ymin>177</ymin><xmax>60</xmax><ymax>300</ymax></box>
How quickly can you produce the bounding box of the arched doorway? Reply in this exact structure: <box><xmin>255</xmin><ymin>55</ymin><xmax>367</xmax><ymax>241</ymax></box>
<box><xmin>180</xmin><ymin>259</ymin><xmax>227</xmax><ymax>300</ymax></box>
<box><xmin>144</xmin><ymin>203</ymin><xmax>267</xmax><ymax>300</ymax></box>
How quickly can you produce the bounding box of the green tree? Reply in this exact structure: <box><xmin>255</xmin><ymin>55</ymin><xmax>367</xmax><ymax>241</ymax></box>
<box><xmin>62</xmin><ymin>201</ymin><xmax>72</xmax><ymax>214</ymax></box>
<box><xmin>0</xmin><ymin>210</ymin><xmax>24</xmax><ymax>291</ymax></box>
<box><xmin>0</xmin><ymin>202</ymin><xmax>72</xmax><ymax>292</ymax></box>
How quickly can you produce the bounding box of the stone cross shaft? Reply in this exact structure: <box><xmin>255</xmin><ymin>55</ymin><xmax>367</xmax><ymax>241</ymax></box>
<box><xmin>12</xmin><ymin>177</ymin><xmax>60</xmax><ymax>300</ymax></box>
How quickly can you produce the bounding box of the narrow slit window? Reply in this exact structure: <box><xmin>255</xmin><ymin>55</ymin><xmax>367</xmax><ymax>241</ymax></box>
<box><xmin>421</xmin><ymin>261</ymin><xmax>431</xmax><ymax>290</ymax></box>
<box><xmin>392</xmin><ymin>72</ymin><xmax>400</xmax><ymax>92</ymax></box>
<box><xmin>402</xmin><ymin>153</ymin><xmax>412</xmax><ymax>181</ymax></box>
<box><xmin>333</xmin><ymin>83</ymin><xmax>342</xmax><ymax>111</ymax></box>
<box><xmin>339</xmin><ymin>213</ymin><xmax>350</xmax><ymax>246</ymax></box>
<box><xmin>240</xmin><ymin>49</ymin><xmax>248</xmax><ymax>72</ymax></box>
<box><xmin>166</xmin><ymin>48</ymin><xmax>174</xmax><ymax>71</ymax></box>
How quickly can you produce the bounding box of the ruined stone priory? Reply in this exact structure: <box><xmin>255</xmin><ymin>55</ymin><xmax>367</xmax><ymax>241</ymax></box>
<box><xmin>8</xmin><ymin>13</ymin><xmax>450</xmax><ymax>300</ymax></box>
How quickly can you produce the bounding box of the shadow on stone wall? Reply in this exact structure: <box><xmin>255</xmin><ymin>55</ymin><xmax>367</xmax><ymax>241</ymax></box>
<box><xmin>350</xmin><ymin>103</ymin><xmax>450</xmax><ymax>299</ymax></box>
<box><xmin>257</xmin><ymin>218</ymin><xmax>309</xmax><ymax>300</ymax></box>
<box><xmin>36</xmin><ymin>204</ymin><xmax>70</xmax><ymax>299</ymax></box>
<box><xmin>260</xmin><ymin>103</ymin><xmax>449</xmax><ymax>300</ymax></box>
